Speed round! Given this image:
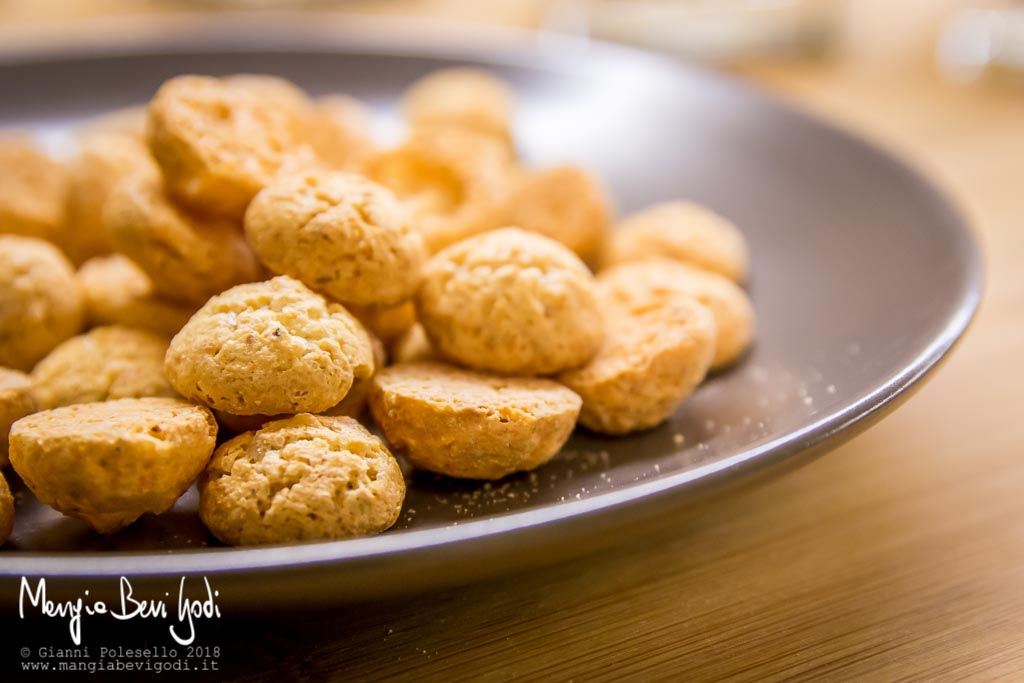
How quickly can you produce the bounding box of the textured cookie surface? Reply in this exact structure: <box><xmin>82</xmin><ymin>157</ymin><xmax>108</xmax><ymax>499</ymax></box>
<box><xmin>599</xmin><ymin>259</ymin><xmax>755</xmax><ymax>369</ymax></box>
<box><xmin>558</xmin><ymin>286</ymin><xmax>716</xmax><ymax>435</ymax></box>
<box><xmin>365</xmin><ymin>128</ymin><xmax>510</xmax><ymax>252</ymax></box>
<box><xmin>165</xmin><ymin>276</ymin><xmax>374</xmax><ymax>415</ymax></box>
<box><xmin>0</xmin><ymin>367</ymin><xmax>36</xmax><ymax>467</ymax></box>
<box><xmin>0</xmin><ymin>235</ymin><xmax>84</xmax><ymax>371</ymax></box>
<box><xmin>62</xmin><ymin>131</ymin><xmax>159</xmax><ymax>264</ymax></box>
<box><xmin>0</xmin><ymin>136</ymin><xmax>66</xmax><ymax>243</ymax></box>
<box><xmin>403</xmin><ymin>67</ymin><xmax>514</xmax><ymax>143</ymax></box>
<box><xmin>604</xmin><ymin>201</ymin><xmax>749</xmax><ymax>282</ymax></box>
<box><xmin>416</xmin><ymin>227</ymin><xmax>603</xmax><ymax>375</ymax></box>
<box><xmin>146</xmin><ymin>75</ymin><xmax>313</xmax><ymax>219</ymax></box>
<box><xmin>105</xmin><ymin>175</ymin><xmax>264</xmax><ymax>304</ymax></box>
<box><xmin>198</xmin><ymin>414</ymin><xmax>405</xmax><ymax>545</ymax></box>
<box><xmin>31</xmin><ymin>326</ymin><xmax>176</xmax><ymax>410</ymax></box>
<box><xmin>492</xmin><ymin>166</ymin><xmax>611</xmax><ymax>264</ymax></box>
<box><xmin>76</xmin><ymin>255</ymin><xmax>198</xmax><ymax>337</ymax></box>
<box><xmin>9</xmin><ymin>397</ymin><xmax>217</xmax><ymax>533</ymax></box>
<box><xmin>370</xmin><ymin>362</ymin><xmax>581</xmax><ymax>480</ymax></box>
<box><xmin>245</xmin><ymin>172</ymin><xmax>426</xmax><ymax>306</ymax></box>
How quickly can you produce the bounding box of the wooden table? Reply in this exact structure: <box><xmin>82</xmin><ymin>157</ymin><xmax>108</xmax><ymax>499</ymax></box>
<box><xmin>4</xmin><ymin>10</ymin><xmax>1024</xmax><ymax>680</ymax></box>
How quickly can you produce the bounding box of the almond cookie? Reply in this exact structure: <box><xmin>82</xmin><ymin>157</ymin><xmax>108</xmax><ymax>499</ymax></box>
<box><xmin>403</xmin><ymin>68</ymin><xmax>514</xmax><ymax>145</ymax></box>
<box><xmin>558</xmin><ymin>286</ymin><xmax>716</xmax><ymax>435</ymax></box>
<box><xmin>31</xmin><ymin>326</ymin><xmax>176</xmax><ymax>410</ymax></box>
<box><xmin>212</xmin><ymin>330</ymin><xmax>386</xmax><ymax>435</ymax></box>
<box><xmin>61</xmin><ymin>131</ymin><xmax>160</xmax><ymax>265</ymax></box>
<box><xmin>165</xmin><ymin>276</ymin><xmax>374</xmax><ymax>415</ymax></box>
<box><xmin>245</xmin><ymin>171</ymin><xmax>426</xmax><ymax>306</ymax></box>
<box><xmin>370</xmin><ymin>362</ymin><xmax>581</xmax><ymax>480</ymax></box>
<box><xmin>309</xmin><ymin>95</ymin><xmax>376</xmax><ymax>170</ymax></box>
<box><xmin>9</xmin><ymin>397</ymin><xmax>217</xmax><ymax>533</ymax></box>
<box><xmin>76</xmin><ymin>255</ymin><xmax>198</xmax><ymax>337</ymax></box>
<box><xmin>146</xmin><ymin>75</ymin><xmax>314</xmax><ymax>220</ymax></box>
<box><xmin>198</xmin><ymin>414</ymin><xmax>405</xmax><ymax>545</ymax></box>
<box><xmin>600</xmin><ymin>259</ymin><xmax>755</xmax><ymax>370</ymax></box>
<box><xmin>1</xmin><ymin>368</ymin><xmax>36</xmax><ymax>467</ymax></box>
<box><xmin>0</xmin><ymin>235</ymin><xmax>84</xmax><ymax>371</ymax></box>
<box><xmin>604</xmin><ymin>201</ymin><xmax>750</xmax><ymax>282</ymax></box>
<box><xmin>416</xmin><ymin>227</ymin><xmax>603</xmax><ymax>375</ymax></box>
<box><xmin>390</xmin><ymin>323</ymin><xmax>439</xmax><ymax>365</ymax></box>
<box><xmin>0</xmin><ymin>135</ymin><xmax>67</xmax><ymax>244</ymax></box>
<box><xmin>490</xmin><ymin>165</ymin><xmax>611</xmax><ymax>265</ymax></box>
<box><xmin>364</xmin><ymin>127</ymin><xmax>510</xmax><ymax>252</ymax></box>
<box><xmin>348</xmin><ymin>300</ymin><xmax>416</xmax><ymax>348</ymax></box>
<box><xmin>105</xmin><ymin>175</ymin><xmax>264</xmax><ymax>304</ymax></box>
<box><xmin>0</xmin><ymin>471</ymin><xmax>13</xmax><ymax>543</ymax></box>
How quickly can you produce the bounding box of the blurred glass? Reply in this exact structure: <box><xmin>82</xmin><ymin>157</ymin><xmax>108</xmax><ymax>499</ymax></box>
<box><xmin>938</xmin><ymin>6</ymin><xmax>1024</xmax><ymax>82</ymax></box>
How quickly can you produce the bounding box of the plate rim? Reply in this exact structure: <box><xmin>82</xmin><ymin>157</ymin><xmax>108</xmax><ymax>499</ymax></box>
<box><xmin>0</xmin><ymin>16</ymin><xmax>985</xmax><ymax>579</ymax></box>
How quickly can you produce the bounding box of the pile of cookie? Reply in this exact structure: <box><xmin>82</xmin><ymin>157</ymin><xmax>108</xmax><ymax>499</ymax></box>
<box><xmin>0</xmin><ymin>69</ymin><xmax>753</xmax><ymax>546</ymax></box>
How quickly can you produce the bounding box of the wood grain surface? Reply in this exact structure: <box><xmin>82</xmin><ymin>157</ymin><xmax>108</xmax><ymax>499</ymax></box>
<box><xmin>3</xmin><ymin>8</ymin><xmax>1024</xmax><ymax>681</ymax></box>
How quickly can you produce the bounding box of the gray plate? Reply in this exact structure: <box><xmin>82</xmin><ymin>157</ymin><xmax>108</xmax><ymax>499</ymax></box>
<box><xmin>0</xmin><ymin>19</ymin><xmax>982</xmax><ymax>608</ymax></box>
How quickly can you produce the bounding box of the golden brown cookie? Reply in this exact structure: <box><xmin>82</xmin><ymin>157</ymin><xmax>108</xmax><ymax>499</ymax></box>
<box><xmin>104</xmin><ymin>175</ymin><xmax>264</xmax><ymax>305</ymax></box>
<box><xmin>0</xmin><ymin>135</ymin><xmax>67</xmax><ymax>244</ymax></box>
<box><xmin>245</xmin><ymin>171</ymin><xmax>426</xmax><ymax>306</ymax></box>
<box><xmin>76</xmin><ymin>254</ymin><xmax>198</xmax><ymax>337</ymax></box>
<box><xmin>490</xmin><ymin>166</ymin><xmax>611</xmax><ymax>264</ymax></box>
<box><xmin>30</xmin><ymin>326</ymin><xmax>176</xmax><ymax>410</ymax></box>
<box><xmin>146</xmin><ymin>75</ymin><xmax>315</xmax><ymax>220</ymax></box>
<box><xmin>61</xmin><ymin>131</ymin><xmax>160</xmax><ymax>265</ymax></box>
<box><xmin>416</xmin><ymin>227</ymin><xmax>603</xmax><ymax>375</ymax></box>
<box><xmin>558</xmin><ymin>285</ymin><xmax>716</xmax><ymax>435</ymax></box>
<box><xmin>0</xmin><ymin>471</ymin><xmax>13</xmax><ymax>544</ymax></box>
<box><xmin>370</xmin><ymin>362</ymin><xmax>581</xmax><ymax>479</ymax></box>
<box><xmin>390</xmin><ymin>323</ymin><xmax>439</xmax><ymax>365</ymax></box>
<box><xmin>403</xmin><ymin>68</ymin><xmax>514</xmax><ymax>145</ymax></box>
<box><xmin>604</xmin><ymin>201</ymin><xmax>749</xmax><ymax>282</ymax></box>
<box><xmin>212</xmin><ymin>330</ymin><xmax>385</xmax><ymax>434</ymax></box>
<box><xmin>599</xmin><ymin>259</ymin><xmax>755</xmax><ymax>370</ymax></box>
<box><xmin>0</xmin><ymin>235</ymin><xmax>84</xmax><ymax>371</ymax></box>
<box><xmin>348</xmin><ymin>300</ymin><xmax>416</xmax><ymax>348</ymax></box>
<box><xmin>309</xmin><ymin>95</ymin><xmax>376</xmax><ymax>170</ymax></box>
<box><xmin>9</xmin><ymin>397</ymin><xmax>217</xmax><ymax>533</ymax></box>
<box><xmin>364</xmin><ymin>127</ymin><xmax>511</xmax><ymax>252</ymax></box>
<box><xmin>198</xmin><ymin>414</ymin><xmax>405</xmax><ymax>545</ymax></box>
<box><xmin>0</xmin><ymin>367</ymin><xmax>37</xmax><ymax>467</ymax></box>
<box><xmin>165</xmin><ymin>276</ymin><xmax>374</xmax><ymax>415</ymax></box>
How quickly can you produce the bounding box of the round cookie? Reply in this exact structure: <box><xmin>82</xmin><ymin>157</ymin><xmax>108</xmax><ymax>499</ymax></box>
<box><xmin>212</xmin><ymin>330</ymin><xmax>386</xmax><ymax>435</ymax></box>
<box><xmin>348</xmin><ymin>301</ymin><xmax>416</xmax><ymax>348</ymax></box>
<box><xmin>416</xmin><ymin>227</ymin><xmax>603</xmax><ymax>375</ymax></box>
<box><xmin>390</xmin><ymin>323</ymin><xmax>439</xmax><ymax>365</ymax></box>
<box><xmin>245</xmin><ymin>171</ymin><xmax>426</xmax><ymax>306</ymax></box>
<box><xmin>0</xmin><ymin>135</ymin><xmax>66</xmax><ymax>243</ymax></box>
<box><xmin>30</xmin><ymin>326</ymin><xmax>176</xmax><ymax>410</ymax></box>
<box><xmin>165</xmin><ymin>276</ymin><xmax>375</xmax><ymax>415</ymax></box>
<box><xmin>0</xmin><ymin>235</ymin><xmax>84</xmax><ymax>371</ymax></box>
<box><xmin>558</xmin><ymin>287</ymin><xmax>716</xmax><ymax>435</ymax></box>
<box><xmin>104</xmin><ymin>175</ymin><xmax>264</xmax><ymax>305</ymax></box>
<box><xmin>77</xmin><ymin>105</ymin><xmax>147</xmax><ymax>138</ymax></box>
<box><xmin>0</xmin><ymin>368</ymin><xmax>37</xmax><ymax>467</ymax></box>
<box><xmin>370</xmin><ymin>362</ymin><xmax>581</xmax><ymax>480</ymax></box>
<box><xmin>599</xmin><ymin>259</ymin><xmax>755</xmax><ymax>370</ymax></box>
<box><xmin>309</xmin><ymin>95</ymin><xmax>376</xmax><ymax>170</ymax></box>
<box><xmin>403</xmin><ymin>68</ymin><xmax>514</xmax><ymax>144</ymax></box>
<box><xmin>146</xmin><ymin>75</ymin><xmax>314</xmax><ymax>220</ymax></box>
<box><xmin>198</xmin><ymin>414</ymin><xmax>405</xmax><ymax>545</ymax></box>
<box><xmin>9</xmin><ymin>397</ymin><xmax>218</xmax><ymax>533</ymax></box>
<box><xmin>604</xmin><ymin>201</ymin><xmax>750</xmax><ymax>282</ymax></box>
<box><xmin>364</xmin><ymin>127</ymin><xmax>510</xmax><ymax>252</ymax></box>
<box><xmin>491</xmin><ymin>166</ymin><xmax>611</xmax><ymax>264</ymax></box>
<box><xmin>76</xmin><ymin>255</ymin><xmax>198</xmax><ymax>337</ymax></box>
<box><xmin>61</xmin><ymin>131</ymin><xmax>160</xmax><ymax>265</ymax></box>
